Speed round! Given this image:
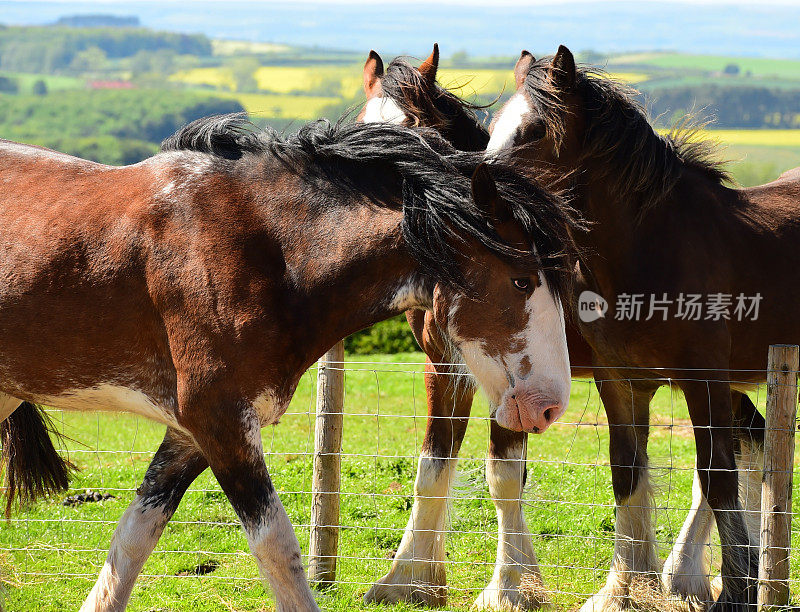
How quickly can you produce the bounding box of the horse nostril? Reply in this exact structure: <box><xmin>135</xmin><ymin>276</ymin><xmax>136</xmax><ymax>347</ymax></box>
<box><xmin>543</xmin><ymin>408</ymin><xmax>554</xmax><ymax>423</ymax></box>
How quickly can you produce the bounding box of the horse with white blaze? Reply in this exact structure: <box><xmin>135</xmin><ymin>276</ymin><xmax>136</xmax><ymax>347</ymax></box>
<box><xmin>0</xmin><ymin>115</ymin><xmax>579</xmax><ymax>611</ymax></box>
<box><xmin>357</xmin><ymin>45</ymin><xmax>587</xmax><ymax>609</ymax></box>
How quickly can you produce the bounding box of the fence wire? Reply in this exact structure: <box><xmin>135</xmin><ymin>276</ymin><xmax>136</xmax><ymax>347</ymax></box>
<box><xmin>1</xmin><ymin>359</ymin><xmax>797</xmax><ymax>611</ymax></box>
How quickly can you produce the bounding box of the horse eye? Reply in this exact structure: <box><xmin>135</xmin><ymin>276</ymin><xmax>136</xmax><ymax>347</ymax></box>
<box><xmin>512</xmin><ymin>278</ymin><xmax>531</xmax><ymax>293</ymax></box>
<box><xmin>523</xmin><ymin>119</ymin><xmax>547</xmax><ymax>142</ymax></box>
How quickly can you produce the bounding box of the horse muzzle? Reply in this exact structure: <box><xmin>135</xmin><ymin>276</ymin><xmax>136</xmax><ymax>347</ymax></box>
<box><xmin>495</xmin><ymin>389</ymin><xmax>567</xmax><ymax>433</ymax></box>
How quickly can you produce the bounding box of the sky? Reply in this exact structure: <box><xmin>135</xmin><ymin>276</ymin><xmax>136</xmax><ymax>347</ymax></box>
<box><xmin>4</xmin><ymin>0</ymin><xmax>800</xmax><ymax>57</ymax></box>
<box><xmin>10</xmin><ymin>0</ymin><xmax>800</xmax><ymax>4</ymax></box>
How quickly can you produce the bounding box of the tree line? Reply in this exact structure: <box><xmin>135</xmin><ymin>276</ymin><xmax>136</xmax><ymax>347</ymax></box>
<box><xmin>645</xmin><ymin>84</ymin><xmax>800</xmax><ymax>128</ymax></box>
<box><xmin>0</xmin><ymin>26</ymin><xmax>212</xmax><ymax>73</ymax></box>
<box><xmin>0</xmin><ymin>90</ymin><xmax>242</xmax><ymax>164</ymax></box>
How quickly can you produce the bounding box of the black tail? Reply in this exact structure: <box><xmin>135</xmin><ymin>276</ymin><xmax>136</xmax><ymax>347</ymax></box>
<box><xmin>1</xmin><ymin>402</ymin><xmax>75</xmax><ymax>517</ymax></box>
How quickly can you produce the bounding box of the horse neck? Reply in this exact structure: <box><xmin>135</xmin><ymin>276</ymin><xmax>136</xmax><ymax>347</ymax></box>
<box><xmin>574</xmin><ymin>161</ymin><xmax>639</xmax><ymax>271</ymax></box>
<box><xmin>442</xmin><ymin>111</ymin><xmax>489</xmax><ymax>152</ymax></box>
<box><xmin>275</xmin><ymin>198</ymin><xmax>430</xmax><ymax>366</ymax></box>
<box><xmin>575</xmin><ymin>158</ymin><xmax>733</xmax><ymax>293</ymax></box>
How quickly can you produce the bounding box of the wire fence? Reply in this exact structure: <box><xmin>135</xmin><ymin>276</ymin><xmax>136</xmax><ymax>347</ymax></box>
<box><xmin>1</xmin><ymin>349</ymin><xmax>798</xmax><ymax>611</ymax></box>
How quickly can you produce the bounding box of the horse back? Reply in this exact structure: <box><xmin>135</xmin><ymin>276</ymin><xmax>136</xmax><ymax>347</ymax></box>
<box><xmin>0</xmin><ymin>143</ymin><xmax>241</xmax><ymax>418</ymax></box>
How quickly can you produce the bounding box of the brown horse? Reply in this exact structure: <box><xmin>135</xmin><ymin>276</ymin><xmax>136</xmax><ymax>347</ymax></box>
<box><xmin>0</xmin><ymin>116</ymin><xmax>580</xmax><ymax>611</ymax></box>
<box><xmin>487</xmin><ymin>46</ymin><xmax>795</xmax><ymax>611</ymax></box>
<box><xmin>357</xmin><ymin>46</ymin><xmax>595</xmax><ymax>609</ymax></box>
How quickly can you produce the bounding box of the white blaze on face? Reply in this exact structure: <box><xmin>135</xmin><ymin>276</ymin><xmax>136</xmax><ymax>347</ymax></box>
<box><xmin>450</xmin><ymin>275</ymin><xmax>570</xmax><ymax>432</ymax></box>
<box><xmin>362</xmin><ymin>96</ymin><xmax>407</xmax><ymax>124</ymax></box>
<box><xmin>486</xmin><ymin>93</ymin><xmax>531</xmax><ymax>154</ymax></box>
<box><xmin>514</xmin><ymin>273</ymin><xmax>571</xmax><ymax>403</ymax></box>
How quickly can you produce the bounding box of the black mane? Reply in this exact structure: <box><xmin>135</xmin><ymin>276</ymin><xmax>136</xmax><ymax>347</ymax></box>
<box><xmin>162</xmin><ymin>114</ymin><xmax>577</xmax><ymax>299</ymax></box>
<box><xmin>381</xmin><ymin>57</ymin><xmax>490</xmax><ymax>152</ymax></box>
<box><xmin>522</xmin><ymin>57</ymin><xmax>730</xmax><ymax>216</ymax></box>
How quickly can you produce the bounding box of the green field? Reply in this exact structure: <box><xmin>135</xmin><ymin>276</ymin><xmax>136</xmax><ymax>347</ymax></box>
<box><xmin>0</xmin><ymin>71</ymin><xmax>83</xmax><ymax>94</ymax></box>
<box><xmin>4</xmin><ymin>44</ymin><xmax>800</xmax><ymax>182</ymax></box>
<box><xmin>1</xmin><ymin>354</ymin><xmax>796</xmax><ymax>611</ymax></box>
<box><xmin>610</xmin><ymin>52</ymin><xmax>800</xmax><ymax>81</ymax></box>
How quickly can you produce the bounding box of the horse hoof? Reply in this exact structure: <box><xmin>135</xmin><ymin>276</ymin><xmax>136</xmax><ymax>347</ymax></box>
<box><xmin>363</xmin><ymin>562</ymin><xmax>447</xmax><ymax>606</ymax></box>
<box><xmin>661</xmin><ymin>567</ymin><xmax>714</xmax><ymax>611</ymax></box>
<box><xmin>363</xmin><ymin>580</ymin><xmax>446</xmax><ymax>606</ymax></box>
<box><xmin>579</xmin><ymin>590</ymin><xmax>629</xmax><ymax>612</ymax></box>
<box><xmin>472</xmin><ymin>577</ymin><xmax>550</xmax><ymax>611</ymax></box>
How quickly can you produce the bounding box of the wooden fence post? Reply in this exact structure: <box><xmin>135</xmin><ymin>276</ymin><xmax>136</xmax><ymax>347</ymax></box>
<box><xmin>308</xmin><ymin>340</ymin><xmax>345</xmax><ymax>588</ymax></box>
<box><xmin>758</xmin><ymin>344</ymin><xmax>799</xmax><ymax>610</ymax></box>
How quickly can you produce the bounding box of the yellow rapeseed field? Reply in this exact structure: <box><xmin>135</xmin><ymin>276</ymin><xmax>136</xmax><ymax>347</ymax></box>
<box><xmin>171</xmin><ymin>65</ymin><xmax>797</xmax><ymax>144</ymax></box>
<box><xmin>171</xmin><ymin>64</ymin><xmax>648</xmax><ymax>99</ymax></box>
<box><xmin>230</xmin><ymin>93</ymin><xmax>340</xmax><ymax>120</ymax></box>
<box><xmin>699</xmin><ymin>129</ymin><xmax>800</xmax><ymax>147</ymax></box>
<box><xmin>170</xmin><ymin>66</ymin><xmax>237</xmax><ymax>90</ymax></box>
<box><xmin>660</xmin><ymin>128</ymin><xmax>800</xmax><ymax>147</ymax></box>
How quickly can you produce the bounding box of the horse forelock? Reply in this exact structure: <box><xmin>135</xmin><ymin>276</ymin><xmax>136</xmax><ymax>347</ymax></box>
<box><xmin>382</xmin><ymin>58</ymin><xmax>490</xmax><ymax>151</ymax></box>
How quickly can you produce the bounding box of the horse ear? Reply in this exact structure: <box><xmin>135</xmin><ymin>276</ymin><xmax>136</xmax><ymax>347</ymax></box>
<box><xmin>514</xmin><ymin>50</ymin><xmax>535</xmax><ymax>89</ymax></box>
<box><xmin>418</xmin><ymin>43</ymin><xmax>439</xmax><ymax>85</ymax></box>
<box><xmin>363</xmin><ymin>50</ymin><xmax>384</xmax><ymax>97</ymax></box>
<box><xmin>472</xmin><ymin>163</ymin><xmax>510</xmax><ymax>224</ymax></box>
<box><xmin>550</xmin><ymin>45</ymin><xmax>576</xmax><ymax>90</ymax></box>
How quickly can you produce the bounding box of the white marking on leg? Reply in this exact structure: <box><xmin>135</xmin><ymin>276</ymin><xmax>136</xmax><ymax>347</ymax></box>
<box><xmin>664</xmin><ymin>440</ymin><xmax>763</xmax><ymax>606</ymax></box>
<box><xmin>243</xmin><ymin>498</ymin><xmax>319</xmax><ymax>611</ymax></box>
<box><xmin>80</xmin><ymin>497</ymin><xmax>169</xmax><ymax>612</ymax></box>
<box><xmin>230</xmin><ymin>411</ymin><xmax>318</xmax><ymax>611</ymax></box>
<box><xmin>736</xmin><ymin>438</ymin><xmax>763</xmax><ymax>543</ymax></box>
<box><xmin>486</xmin><ymin>94</ymin><xmax>531</xmax><ymax>154</ymax></box>
<box><xmin>365</xmin><ymin>453</ymin><xmax>455</xmax><ymax>604</ymax></box>
<box><xmin>475</xmin><ymin>440</ymin><xmax>546</xmax><ymax>610</ymax></box>
<box><xmin>394</xmin><ymin>454</ymin><xmax>454</xmax><ymax>576</ymax></box>
<box><xmin>662</xmin><ymin>466</ymin><xmax>714</xmax><ymax>605</ymax></box>
<box><xmin>362</xmin><ymin>96</ymin><xmax>407</xmax><ymax>124</ymax></box>
<box><xmin>581</xmin><ymin>468</ymin><xmax>659</xmax><ymax>612</ymax></box>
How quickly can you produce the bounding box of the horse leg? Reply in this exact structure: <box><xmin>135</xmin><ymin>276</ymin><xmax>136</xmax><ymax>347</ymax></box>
<box><xmin>581</xmin><ymin>378</ymin><xmax>659</xmax><ymax>612</ymax></box>
<box><xmin>731</xmin><ymin>393</ymin><xmax>764</xmax><ymax>542</ymax></box>
<box><xmin>682</xmin><ymin>380</ymin><xmax>757</xmax><ymax>610</ymax></box>
<box><xmin>663</xmin><ymin>392</ymin><xmax>764</xmax><ymax>609</ymax></box>
<box><xmin>80</xmin><ymin>428</ymin><xmax>208</xmax><ymax>612</ymax></box>
<box><xmin>182</xmin><ymin>402</ymin><xmax>318</xmax><ymax>612</ymax></box>
<box><xmin>474</xmin><ymin>422</ymin><xmax>545</xmax><ymax>610</ymax></box>
<box><xmin>662</xmin><ymin>462</ymin><xmax>716</xmax><ymax>608</ymax></box>
<box><xmin>365</xmin><ymin>356</ymin><xmax>474</xmax><ymax>606</ymax></box>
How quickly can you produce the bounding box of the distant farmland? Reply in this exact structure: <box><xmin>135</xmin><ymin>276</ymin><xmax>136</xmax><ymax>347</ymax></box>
<box><xmin>3</xmin><ymin>30</ymin><xmax>800</xmax><ymax>183</ymax></box>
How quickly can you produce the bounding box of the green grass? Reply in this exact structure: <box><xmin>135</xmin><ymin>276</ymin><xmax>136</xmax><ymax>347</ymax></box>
<box><xmin>1</xmin><ymin>353</ymin><xmax>797</xmax><ymax>611</ymax></box>
<box><xmin>0</xmin><ymin>71</ymin><xmax>83</xmax><ymax>94</ymax></box>
<box><xmin>609</xmin><ymin>52</ymin><xmax>800</xmax><ymax>81</ymax></box>
<box><xmin>724</xmin><ymin>144</ymin><xmax>800</xmax><ymax>186</ymax></box>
